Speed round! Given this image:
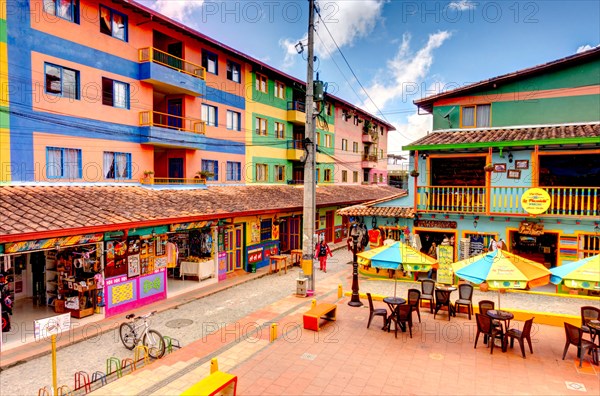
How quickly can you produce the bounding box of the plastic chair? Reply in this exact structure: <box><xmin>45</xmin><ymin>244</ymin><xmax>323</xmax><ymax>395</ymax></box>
<box><xmin>562</xmin><ymin>322</ymin><xmax>598</xmax><ymax>367</ymax></box>
<box><xmin>455</xmin><ymin>284</ymin><xmax>474</xmax><ymax>320</ymax></box>
<box><xmin>366</xmin><ymin>293</ymin><xmax>387</xmax><ymax>329</ymax></box>
<box><xmin>407</xmin><ymin>288</ymin><xmax>421</xmax><ymax>323</ymax></box>
<box><xmin>581</xmin><ymin>306</ymin><xmax>600</xmax><ymax>343</ymax></box>
<box><xmin>420</xmin><ymin>279</ymin><xmax>435</xmax><ymax>314</ymax></box>
<box><xmin>394</xmin><ymin>304</ymin><xmax>413</xmax><ymax>339</ymax></box>
<box><xmin>434</xmin><ymin>289</ymin><xmax>452</xmax><ymax>321</ymax></box>
<box><xmin>504</xmin><ymin>317</ymin><xmax>535</xmax><ymax>358</ymax></box>
<box><xmin>474</xmin><ymin>313</ymin><xmax>504</xmax><ymax>354</ymax></box>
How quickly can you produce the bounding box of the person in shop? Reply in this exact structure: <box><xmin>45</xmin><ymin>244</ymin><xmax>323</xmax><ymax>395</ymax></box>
<box><xmin>314</xmin><ymin>238</ymin><xmax>333</xmax><ymax>273</ymax></box>
<box><xmin>489</xmin><ymin>236</ymin><xmax>499</xmax><ymax>252</ymax></box>
<box><xmin>427</xmin><ymin>242</ymin><xmax>438</xmax><ymax>279</ymax></box>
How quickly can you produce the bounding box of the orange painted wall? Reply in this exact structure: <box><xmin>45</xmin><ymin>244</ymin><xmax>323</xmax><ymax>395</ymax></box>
<box><xmin>188</xmin><ymin>150</ymin><xmax>246</xmax><ymax>183</ymax></box>
<box><xmin>33</xmin><ymin>132</ymin><xmax>153</xmax><ymax>181</ymax></box>
<box><xmin>31</xmin><ymin>52</ymin><xmax>147</xmax><ymax>125</ymax></box>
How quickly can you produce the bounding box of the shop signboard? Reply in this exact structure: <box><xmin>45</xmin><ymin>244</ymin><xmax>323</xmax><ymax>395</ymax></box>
<box><xmin>170</xmin><ymin>221</ymin><xmax>212</xmax><ymax>232</ymax></box>
<box><xmin>34</xmin><ymin>313</ymin><xmax>71</xmax><ymax>341</ymax></box>
<box><xmin>436</xmin><ymin>245</ymin><xmax>454</xmax><ymax>284</ymax></box>
<box><xmin>5</xmin><ymin>233</ymin><xmax>104</xmax><ymax>254</ymax></box>
<box><xmin>247</xmin><ymin>248</ymin><xmax>263</xmax><ymax>264</ymax></box>
<box><xmin>218</xmin><ymin>251</ymin><xmax>227</xmax><ymax>281</ymax></box>
<box><xmin>520</xmin><ymin>188</ymin><xmax>552</xmax><ymax>214</ymax></box>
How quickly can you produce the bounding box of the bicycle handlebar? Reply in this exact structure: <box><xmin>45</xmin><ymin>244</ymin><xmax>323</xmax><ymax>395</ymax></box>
<box><xmin>134</xmin><ymin>311</ymin><xmax>158</xmax><ymax>320</ymax></box>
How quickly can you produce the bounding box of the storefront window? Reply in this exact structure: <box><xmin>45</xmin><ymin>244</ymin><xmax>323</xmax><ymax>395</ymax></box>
<box><xmin>260</xmin><ymin>219</ymin><xmax>272</xmax><ymax>241</ymax></box>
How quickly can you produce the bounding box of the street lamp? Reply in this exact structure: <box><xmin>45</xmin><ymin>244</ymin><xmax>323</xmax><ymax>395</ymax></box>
<box><xmin>348</xmin><ymin>224</ymin><xmax>363</xmax><ymax>307</ymax></box>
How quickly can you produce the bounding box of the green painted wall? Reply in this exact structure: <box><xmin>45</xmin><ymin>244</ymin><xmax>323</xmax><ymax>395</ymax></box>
<box><xmin>0</xmin><ymin>19</ymin><xmax>6</xmax><ymax>43</ymax></box>
<box><xmin>431</xmin><ymin>59</ymin><xmax>600</xmax><ymax>130</ymax></box>
<box><xmin>252</xmin><ymin>156</ymin><xmax>292</xmax><ymax>183</ymax></box>
<box><xmin>251</xmin><ymin>112</ymin><xmax>291</xmax><ymax>147</ymax></box>
<box><xmin>251</xmin><ymin>73</ymin><xmax>288</xmax><ymax>110</ymax></box>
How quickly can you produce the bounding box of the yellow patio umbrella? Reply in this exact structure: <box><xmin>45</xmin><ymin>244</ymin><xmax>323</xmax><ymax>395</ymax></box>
<box><xmin>357</xmin><ymin>241</ymin><xmax>438</xmax><ymax>297</ymax></box>
<box><xmin>452</xmin><ymin>249</ymin><xmax>551</xmax><ymax>308</ymax></box>
<box><xmin>550</xmin><ymin>255</ymin><xmax>600</xmax><ymax>290</ymax></box>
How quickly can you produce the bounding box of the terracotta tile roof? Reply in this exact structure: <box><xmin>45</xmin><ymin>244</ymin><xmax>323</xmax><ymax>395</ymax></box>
<box><xmin>336</xmin><ymin>192</ymin><xmax>414</xmax><ymax>218</ymax></box>
<box><xmin>0</xmin><ymin>184</ymin><xmax>400</xmax><ymax>239</ymax></box>
<box><xmin>405</xmin><ymin>122</ymin><xmax>600</xmax><ymax>148</ymax></box>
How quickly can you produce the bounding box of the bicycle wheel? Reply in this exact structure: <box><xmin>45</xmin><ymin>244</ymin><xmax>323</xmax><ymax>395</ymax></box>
<box><xmin>143</xmin><ymin>330</ymin><xmax>166</xmax><ymax>359</ymax></box>
<box><xmin>119</xmin><ymin>322</ymin><xmax>136</xmax><ymax>350</ymax></box>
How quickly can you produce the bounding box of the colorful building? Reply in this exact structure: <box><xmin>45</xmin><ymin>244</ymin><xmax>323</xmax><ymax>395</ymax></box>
<box><xmin>0</xmin><ymin>0</ymin><xmax>397</xmax><ymax>328</ymax></box>
<box><xmin>340</xmin><ymin>48</ymin><xmax>600</xmax><ymax>294</ymax></box>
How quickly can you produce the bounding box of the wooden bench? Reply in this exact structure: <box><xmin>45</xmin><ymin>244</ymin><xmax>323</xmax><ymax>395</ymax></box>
<box><xmin>303</xmin><ymin>299</ymin><xmax>337</xmax><ymax>331</ymax></box>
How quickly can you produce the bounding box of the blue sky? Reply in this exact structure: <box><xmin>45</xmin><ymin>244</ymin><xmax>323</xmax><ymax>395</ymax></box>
<box><xmin>140</xmin><ymin>0</ymin><xmax>600</xmax><ymax>156</ymax></box>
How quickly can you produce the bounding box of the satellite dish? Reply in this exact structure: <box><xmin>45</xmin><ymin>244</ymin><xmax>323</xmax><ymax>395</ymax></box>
<box><xmin>442</xmin><ymin>106</ymin><xmax>456</xmax><ymax>118</ymax></box>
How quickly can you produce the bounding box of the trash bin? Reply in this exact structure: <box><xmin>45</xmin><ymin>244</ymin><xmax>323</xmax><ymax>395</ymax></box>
<box><xmin>249</xmin><ymin>263</ymin><xmax>256</xmax><ymax>273</ymax></box>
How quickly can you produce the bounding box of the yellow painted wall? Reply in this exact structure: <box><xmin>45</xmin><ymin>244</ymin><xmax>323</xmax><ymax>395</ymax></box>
<box><xmin>0</xmin><ymin>0</ymin><xmax>10</xmax><ymax>183</ymax></box>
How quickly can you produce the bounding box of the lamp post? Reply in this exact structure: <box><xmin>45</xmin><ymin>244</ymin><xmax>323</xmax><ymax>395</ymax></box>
<box><xmin>348</xmin><ymin>225</ymin><xmax>363</xmax><ymax>307</ymax></box>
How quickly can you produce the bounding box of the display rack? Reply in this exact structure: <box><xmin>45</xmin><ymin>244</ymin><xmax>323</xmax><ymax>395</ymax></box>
<box><xmin>45</xmin><ymin>251</ymin><xmax>58</xmax><ymax>307</ymax></box>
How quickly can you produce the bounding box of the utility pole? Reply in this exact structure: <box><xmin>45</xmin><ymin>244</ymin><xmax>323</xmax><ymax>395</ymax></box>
<box><xmin>301</xmin><ymin>0</ymin><xmax>317</xmax><ymax>294</ymax></box>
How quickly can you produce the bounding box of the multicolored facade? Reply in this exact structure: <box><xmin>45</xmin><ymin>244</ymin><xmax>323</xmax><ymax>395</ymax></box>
<box><xmin>1</xmin><ymin>0</ymin><xmax>392</xmax><ymax>185</ymax></box>
<box><xmin>342</xmin><ymin>48</ymin><xmax>600</xmax><ymax>294</ymax></box>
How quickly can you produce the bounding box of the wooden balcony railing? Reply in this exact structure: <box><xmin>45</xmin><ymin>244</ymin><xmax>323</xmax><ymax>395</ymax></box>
<box><xmin>139</xmin><ymin>111</ymin><xmax>205</xmax><ymax>134</ymax></box>
<box><xmin>362</xmin><ymin>154</ymin><xmax>379</xmax><ymax>162</ymax></box>
<box><xmin>138</xmin><ymin>47</ymin><xmax>206</xmax><ymax>80</ymax></box>
<box><xmin>287</xmin><ymin>140</ymin><xmax>305</xmax><ymax>150</ymax></box>
<box><xmin>417</xmin><ymin>185</ymin><xmax>600</xmax><ymax>217</ymax></box>
<box><xmin>141</xmin><ymin>177</ymin><xmax>206</xmax><ymax>186</ymax></box>
<box><xmin>287</xmin><ymin>101</ymin><xmax>306</xmax><ymax>112</ymax></box>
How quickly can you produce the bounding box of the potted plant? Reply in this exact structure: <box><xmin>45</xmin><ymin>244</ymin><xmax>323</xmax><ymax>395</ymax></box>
<box><xmin>142</xmin><ymin>170</ymin><xmax>154</xmax><ymax>183</ymax></box>
<box><xmin>196</xmin><ymin>170</ymin><xmax>215</xmax><ymax>180</ymax></box>
<box><xmin>484</xmin><ymin>163</ymin><xmax>494</xmax><ymax>172</ymax></box>
<box><xmin>410</xmin><ymin>169</ymin><xmax>420</xmax><ymax>178</ymax></box>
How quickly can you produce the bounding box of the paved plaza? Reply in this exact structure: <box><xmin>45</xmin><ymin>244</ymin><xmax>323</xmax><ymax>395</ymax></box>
<box><xmin>1</xmin><ymin>246</ymin><xmax>598</xmax><ymax>395</ymax></box>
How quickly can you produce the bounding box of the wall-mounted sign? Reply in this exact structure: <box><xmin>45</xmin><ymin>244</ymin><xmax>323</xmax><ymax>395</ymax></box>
<box><xmin>521</xmin><ymin>188</ymin><xmax>551</xmax><ymax>214</ymax></box>
<box><xmin>519</xmin><ymin>221</ymin><xmax>544</xmax><ymax>236</ymax></box>
<box><xmin>170</xmin><ymin>221</ymin><xmax>212</xmax><ymax>232</ymax></box>
<box><xmin>247</xmin><ymin>247</ymin><xmax>263</xmax><ymax>264</ymax></box>
<box><xmin>414</xmin><ymin>220</ymin><xmax>457</xmax><ymax>229</ymax></box>
<box><xmin>5</xmin><ymin>233</ymin><xmax>104</xmax><ymax>254</ymax></box>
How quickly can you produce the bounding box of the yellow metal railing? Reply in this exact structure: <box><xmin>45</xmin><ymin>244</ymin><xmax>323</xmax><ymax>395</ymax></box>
<box><xmin>417</xmin><ymin>185</ymin><xmax>600</xmax><ymax>217</ymax></box>
<box><xmin>138</xmin><ymin>47</ymin><xmax>206</xmax><ymax>80</ymax></box>
<box><xmin>141</xmin><ymin>177</ymin><xmax>206</xmax><ymax>185</ymax></box>
<box><xmin>139</xmin><ymin>111</ymin><xmax>205</xmax><ymax>134</ymax></box>
<box><xmin>417</xmin><ymin>186</ymin><xmax>486</xmax><ymax>213</ymax></box>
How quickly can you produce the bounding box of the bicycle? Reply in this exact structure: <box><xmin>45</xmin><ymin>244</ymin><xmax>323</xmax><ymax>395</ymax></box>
<box><xmin>119</xmin><ymin>311</ymin><xmax>166</xmax><ymax>359</ymax></box>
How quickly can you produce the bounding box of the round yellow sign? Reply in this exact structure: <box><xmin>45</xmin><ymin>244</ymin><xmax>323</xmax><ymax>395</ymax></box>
<box><xmin>521</xmin><ymin>188</ymin><xmax>552</xmax><ymax>214</ymax></box>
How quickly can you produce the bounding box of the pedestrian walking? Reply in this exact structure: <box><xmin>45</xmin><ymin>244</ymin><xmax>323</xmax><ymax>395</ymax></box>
<box><xmin>315</xmin><ymin>239</ymin><xmax>333</xmax><ymax>273</ymax></box>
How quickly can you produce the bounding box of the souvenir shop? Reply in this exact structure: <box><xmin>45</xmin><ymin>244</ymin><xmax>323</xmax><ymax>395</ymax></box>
<box><xmin>102</xmin><ymin>227</ymin><xmax>169</xmax><ymax>317</ymax></box>
<box><xmin>0</xmin><ymin>233</ymin><xmax>106</xmax><ymax>332</ymax></box>
<box><xmin>164</xmin><ymin>221</ymin><xmax>219</xmax><ymax>295</ymax></box>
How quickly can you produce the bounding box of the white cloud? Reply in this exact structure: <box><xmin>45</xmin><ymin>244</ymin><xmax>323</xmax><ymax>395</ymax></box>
<box><xmin>448</xmin><ymin>0</ymin><xmax>477</xmax><ymax>11</ymax></box>
<box><xmin>144</xmin><ymin>0</ymin><xmax>205</xmax><ymax>23</ymax></box>
<box><xmin>363</xmin><ymin>31</ymin><xmax>452</xmax><ymax>112</ymax></box>
<box><xmin>576</xmin><ymin>44</ymin><xmax>599</xmax><ymax>53</ymax></box>
<box><xmin>388</xmin><ymin>112</ymin><xmax>433</xmax><ymax>155</ymax></box>
<box><xmin>280</xmin><ymin>0</ymin><xmax>385</xmax><ymax>67</ymax></box>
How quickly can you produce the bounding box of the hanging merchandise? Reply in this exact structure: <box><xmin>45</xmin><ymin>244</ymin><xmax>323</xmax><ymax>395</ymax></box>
<box><xmin>368</xmin><ymin>228</ymin><xmax>383</xmax><ymax>249</ymax></box>
<box><xmin>470</xmin><ymin>234</ymin><xmax>484</xmax><ymax>256</ymax></box>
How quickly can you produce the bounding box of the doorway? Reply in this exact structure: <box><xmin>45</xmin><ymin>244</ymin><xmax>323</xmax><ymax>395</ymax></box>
<box><xmin>167</xmin><ymin>98</ymin><xmax>183</xmax><ymax>129</ymax></box>
<box><xmin>325</xmin><ymin>211</ymin><xmax>334</xmax><ymax>243</ymax></box>
<box><xmin>168</xmin><ymin>158</ymin><xmax>184</xmax><ymax>179</ymax></box>
<box><xmin>508</xmin><ymin>231</ymin><xmax>558</xmax><ymax>268</ymax></box>
<box><xmin>414</xmin><ymin>230</ymin><xmax>457</xmax><ymax>260</ymax></box>
<box><xmin>224</xmin><ymin>225</ymin><xmax>243</xmax><ymax>272</ymax></box>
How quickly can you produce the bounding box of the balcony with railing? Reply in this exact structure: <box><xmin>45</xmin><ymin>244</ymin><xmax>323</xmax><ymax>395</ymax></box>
<box><xmin>287</xmin><ymin>139</ymin><xmax>305</xmax><ymax>161</ymax></box>
<box><xmin>362</xmin><ymin>133</ymin><xmax>374</xmax><ymax>144</ymax></box>
<box><xmin>416</xmin><ymin>185</ymin><xmax>600</xmax><ymax>217</ymax></box>
<box><xmin>138</xmin><ymin>47</ymin><xmax>206</xmax><ymax>96</ymax></box>
<box><xmin>361</xmin><ymin>153</ymin><xmax>379</xmax><ymax>169</ymax></box>
<box><xmin>141</xmin><ymin>177</ymin><xmax>207</xmax><ymax>186</ymax></box>
<box><xmin>287</xmin><ymin>101</ymin><xmax>306</xmax><ymax>125</ymax></box>
<box><xmin>139</xmin><ymin>111</ymin><xmax>206</xmax><ymax>149</ymax></box>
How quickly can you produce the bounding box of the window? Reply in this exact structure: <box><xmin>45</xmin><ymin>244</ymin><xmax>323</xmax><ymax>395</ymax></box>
<box><xmin>226</xmin><ymin>161</ymin><xmax>241</xmax><ymax>181</ymax></box>
<box><xmin>226</xmin><ymin>110</ymin><xmax>240</xmax><ymax>131</ymax></box>
<box><xmin>354</xmin><ymin>116</ymin><xmax>359</xmax><ymax>126</ymax></box>
<box><xmin>274</xmin><ymin>81</ymin><xmax>285</xmax><ymax>99</ymax></box>
<box><xmin>342</xmin><ymin>170</ymin><xmax>347</xmax><ymax>182</ymax></box>
<box><xmin>379</xmin><ymin>174</ymin><xmax>383</xmax><ymax>183</ymax></box>
<box><xmin>325</xmin><ymin>134</ymin><xmax>332</xmax><ymax>148</ymax></box>
<box><xmin>341</xmin><ymin>139</ymin><xmax>348</xmax><ymax>151</ymax></box>
<box><xmin>275</xmin><ymin>165</ymin><xmax>285</xmax><ymax>182</ymax></box>
<box><xmin>352</xmin><ymin>142</ymin><xmax>359</xmax><ymax>153</ymax></box>
<box><xmin>46</xmin><ymin>147</ymin><xmax>81</xmax><ymax>179</ymax></box>
<box><xmin>353</xmin><ymin>171</ymin><xmax>358</xmax><ymax>183</ymax></box>
<box><xmin>256</xmin><ymin>73</ymin><xmax>268</xmax><ymax>93</ymax></box>
<box><xmin>256</xmin><ymin>117</ymin><xmax>267</xmax><ymax>135</ymax></box>
<box><xmin>103</xmin><ymin>151</ymin><xmax>131</xmax><ymax>179</ymax></box>
<box><xmin>260</xmin><ymin>218</ymin><xmax>272</xmax><ymax>241</ymax></box>
<box><xmin>45</xmin><ymin>63</ymin><xmax>79</xmax><ymax>100</ymax></box>
<box><xmin>256</xmin><ymin>163</ymin><xmax>268</xmax><ymax>182</ymax></box>
<box><xmin>380</xmin><ymin>149</ymin><xmax>384</xmax><ymax>159</ymax></box>
<box><xmin>316</xmin><ymin>168</ymin><xmax>320</xmax><ymax>183</ymax></box>
<box><xmin>226</xmin><ymin>60</ymin><xmax>240</xmax><ymax>82</ymax></box>
<box><xmin>326</xmin><ymin>103</ymin><xmax>332</xmax><ymax>116</ymax></box>
<box><xmin>202</xmin><ymin>104</ymin><xmax>218</xmax><ymax>127</ymax></box>
<box><xmin>275</xmin><ymin>122</ymin><xmax>285</xmax><ymax>139</ymax></box>
<box><xmin>324</xmin><ymin>169</ymin><xmax>331</xmax><ymax>182</ymax></box>
<box><xmin>381</xmin><ymin>126</ymin><xmax>384</xmax><ymax>136</ymax></box>
<box><xmin>316</xmin><ymin>132</ymin><xmax>320</xmax><ymax>147</ymax></box>
<box><xmin>461</xmin><ymin>104</ymin><xmax>491</xmax><ymax>127</ymax></box>
<box><xmin>102</xmin><ymin>77</ymin><xmax>129</xmax><ymax>108</ymax></box>
<box><xmin>43</xmin><ymin>0</ymin><xmax>79</xmax><ymax>23</ymax></box>
<box><xmin>201</xmin><ymin>159</ymin><xmax>218</xmax><ymax>181</ymax></box>
<box><xmin>99</xmin><ymin>5</ymin><xmax>127</xmax><ymax>41</ymax></box>
<box><xmin>202</xmin><ymin>50</ymin><xmax>218</xmax><ymax>74</ymax></box>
